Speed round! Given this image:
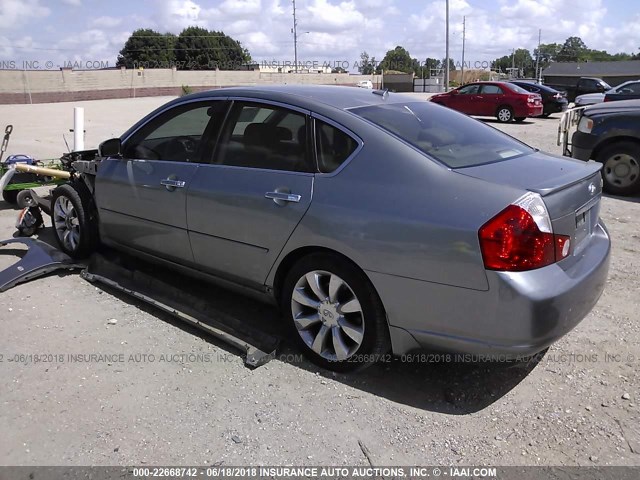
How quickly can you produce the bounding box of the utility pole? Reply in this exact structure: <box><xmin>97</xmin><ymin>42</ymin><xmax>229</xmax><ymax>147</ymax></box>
<box><xmin>292</xmin><ymin>0</ymin><xmax>298</xmax><ymax>73</ymax></box>
<box><xmin>444</xmin><ymin>0</ymin><xmax>450</xmax><ymax>91</ymax></box>
<box><xmin>535</xmin><ymin>28</ymin><xmax>541</xmax><ymax>82</ymax></box>
<box><xmin>461</xmin><ymin>16</ymin><xmax>466</xmax><ymax>85</ymax></box>
<box><xmin>511</xmin><ymin>48</ymin><xmax>515</xmax><ymax>78</ymax></box>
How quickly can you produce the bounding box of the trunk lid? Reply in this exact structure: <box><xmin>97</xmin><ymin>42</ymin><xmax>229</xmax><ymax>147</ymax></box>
<box><xmin>456</xmin><ymin>151</ymin><xmax>603</xmax><ymax>255</ymax></box>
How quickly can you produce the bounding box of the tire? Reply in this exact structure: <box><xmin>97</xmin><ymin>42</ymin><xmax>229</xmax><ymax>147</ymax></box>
<box><xmin>50</xmin><ymin>182</ymin><xmax>99</xmax><ymax>258</ymax></box>
<box><xmin>514</xmin><ymin>117</ymin><xmax>526</xmax><ymax>123</ymax></box>
<box><xmin>496</xmin><ymin>106</ymin><xmax>513</xmax><ymax>123</ymax></box>
<box><xmin>540</xmin><ymin>113</ymin><xmax>551</xmax><ymax>118</ymax></box>
<box><xmin>281</xmin><ymin>253</ymin><xmax>391</xmax><ymax>372</ymax></box>
<box><xmin>595</xmin><ymin>141</ymin><xmax>640</xmax><ymax>196</ymax></box>
<box><xmin>2</xmin><ymin>189</ymin><xmax>19</xmax><ymax>204</ymax></box>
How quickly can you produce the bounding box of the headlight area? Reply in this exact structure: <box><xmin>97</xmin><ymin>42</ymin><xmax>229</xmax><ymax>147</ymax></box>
<box><xmin>577</xmin><ymin>115</ymin><xmax>594</xmax><ymax>134</ymax></box>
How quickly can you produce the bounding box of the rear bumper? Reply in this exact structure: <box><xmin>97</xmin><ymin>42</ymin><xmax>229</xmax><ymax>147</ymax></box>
<box><xmin>369</xmin><ymin>222</ymin><xmax>611</xmax><ymax>358</ymax></box>
<box><xmin>524</xmin><ymin>105</ymin><xmax>544</xmax><ymax>117</ymax></box>
<box><xmin>545</xmin><ymin>101</ymin><xmax>568</xmax><ymax>114</ymax></box>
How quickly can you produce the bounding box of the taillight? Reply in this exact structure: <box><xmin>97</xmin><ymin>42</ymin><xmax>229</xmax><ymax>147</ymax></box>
<box><xmin>604</xmin><ymin>96</ymin><xmax>611</xmax><ymax>102</ymax></box>
<box><xmin>479</xmin><ymin>192</ymin><xmax>571</xmax><ymax>272</ymax></box>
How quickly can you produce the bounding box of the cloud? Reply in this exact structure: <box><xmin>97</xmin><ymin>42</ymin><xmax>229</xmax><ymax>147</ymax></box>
<box><xmin>89</xmin><ymin>16</ymin><xmax>123</xmax><ymax>29</ymax></box>
<box><xmin>0</xmin><ymin>0</ymin><xmax>50</xmax><ymax>30</ymax></box>
<box><xmin>61</xmin><ymin>0</ymin><xmax>82</xmax><ymax>5</ymax></box>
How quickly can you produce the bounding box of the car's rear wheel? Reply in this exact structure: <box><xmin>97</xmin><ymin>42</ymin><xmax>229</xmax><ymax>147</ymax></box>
<box><xmin>2</xmin><ymin>189</ymin><xmax>19</xmax><ymax>204</ymax></box>
<box><xmin>282</xmin><ymin>253</ymin><xmax>390</xmax><ymax>372</ymax></box>
<box><xmin>51</xmin><ymin>182</ymin><xmax>99</xmax><ymax>258</ymax></box>
<box><xmin>496</xmin><ymin>106</ymin><xmax>513</xmax><ymax>123</ymax></box>
<box><xmin>596</xmin><ymin>141</ymin><xmax>640</xmax><ymax>196</ymax></box>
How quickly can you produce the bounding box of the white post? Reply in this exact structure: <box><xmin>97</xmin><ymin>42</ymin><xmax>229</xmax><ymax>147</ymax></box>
<box><xmin>73</xmin><ymin>107</ymin><xmax>84</xmax><ymax>151</ymax></box>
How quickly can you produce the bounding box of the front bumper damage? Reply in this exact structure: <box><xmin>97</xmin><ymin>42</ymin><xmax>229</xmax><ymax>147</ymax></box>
<box><xmin>0</xmin><ymin>238</ymin><xmax>83</xmax><ymax>292</ymax></box>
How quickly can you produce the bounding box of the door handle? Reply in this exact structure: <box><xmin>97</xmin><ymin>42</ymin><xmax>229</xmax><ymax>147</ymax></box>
<box><xmin>161</xmin><ymin>178</ymin><xmax>186</xmax><ymax>189</ymax></box>
<box><xmin>265</xmin><ymin>191</ymin><xmax>301</xmax><ymax>203</ymax></box>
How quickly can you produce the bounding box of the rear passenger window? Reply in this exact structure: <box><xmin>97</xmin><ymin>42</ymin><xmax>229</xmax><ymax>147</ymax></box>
<box><xmin>315</xmin><ymin>120</ymin><xmax>358</xmax><ymax>173</ymax></box>
<box><xmin>214</xmin><ymin>102</ymin><xmax>311</xmax><ymax>172</ymax></box>
<box><xmin>481</xmin><ymin>85</ymin><xmax>504</xmax><ymax>94</ymax></box>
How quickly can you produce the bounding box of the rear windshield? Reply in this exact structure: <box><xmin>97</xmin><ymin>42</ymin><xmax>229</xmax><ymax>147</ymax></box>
<box><xmin>508</xmin><ymin>84</ymin><xmax>530</xmax><ymax>94</ymax></box>
<box><xmin>351</xmin><ymin>102</ymin><xmax>534</xmax><ymax>168</ymax></box>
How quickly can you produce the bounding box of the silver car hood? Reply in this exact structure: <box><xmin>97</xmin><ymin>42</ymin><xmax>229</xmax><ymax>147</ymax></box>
<box><xmin>576</xmin><ymin>93</ymin><xmax>605</xmax><ymax>104</ymax></box>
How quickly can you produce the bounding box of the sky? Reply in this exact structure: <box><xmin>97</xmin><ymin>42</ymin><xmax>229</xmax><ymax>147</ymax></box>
<box><xmin>0</xmin><ymin>0</ymin><xmax>639</xmax><ymax>71</ymax></box>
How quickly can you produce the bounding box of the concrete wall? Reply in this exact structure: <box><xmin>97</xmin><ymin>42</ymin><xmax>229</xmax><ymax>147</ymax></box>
<box><xmin>0</xmin><ymin>68</ymin><xmax>382</xmax><ymax>104</ymax></box>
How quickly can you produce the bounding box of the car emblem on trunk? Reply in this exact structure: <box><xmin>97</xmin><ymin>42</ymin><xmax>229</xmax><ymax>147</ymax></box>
<box><xmin>588</xmin><ymin>183</ymin><xmax>596</xmax><ymax>195</ymax></box>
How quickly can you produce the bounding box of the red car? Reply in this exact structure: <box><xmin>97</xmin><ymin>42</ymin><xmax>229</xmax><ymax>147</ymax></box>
<box><xmin>430</xmin><ymin>81</ymin><xmax>543</xmax><ymax>123</ymax></box>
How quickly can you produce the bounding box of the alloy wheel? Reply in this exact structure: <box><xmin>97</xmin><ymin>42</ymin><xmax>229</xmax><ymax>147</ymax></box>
<box><xmin>291</xmin><ymin>270</ymin><xmax>365</xmax><ymax>362</ymax></box>
<box><xmin>53</xmin><ymin>196</ymin><xmax>81</xmax><ymax>252</ymax></box>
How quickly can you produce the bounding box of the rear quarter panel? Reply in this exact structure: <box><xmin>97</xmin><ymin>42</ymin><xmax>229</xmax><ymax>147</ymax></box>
<box><xmin>267</xmin><ymin>111</ymin><xmax>526</xmax><ymax>292</ymax></box>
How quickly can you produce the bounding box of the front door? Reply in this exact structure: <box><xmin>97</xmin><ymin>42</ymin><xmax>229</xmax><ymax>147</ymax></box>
<box><xmin>95</xmin><ymin>100</ymin><xmax>228</xmax><ymax>264</ymax></box>
<box><xmin>450</xmin><ymin>83</ymin><xmax>481</xmax><ymax>115</ymax></box>
<box><xmin>186</xmin><ymin>100</ymin><xmax>314</xmax><ymax>287</ymax></box>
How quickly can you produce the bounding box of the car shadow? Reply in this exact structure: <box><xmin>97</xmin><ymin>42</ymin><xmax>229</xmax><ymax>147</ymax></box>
<box><xmin>0</xmin><ymin>201</ymin><xmax>19</xmax><ymax>212</ymax></box>
<box><xmin>4</xmin><ymin>225</ymin><xmax>542</xmax><ymax>415</ymax></box>
<box><xmin>79</xmin><ymin>244</ymin><xmax>541</xmax><ymax>415</ymax></box>
<box><xmin>479</xmin><ymin>118</ymin><xmax>536</xmax><ymax>125</ymax></box>
<box><xmin>603</xmin><ymin>192</ymin><xmax>640</xmax><ymax>203</ymax></box>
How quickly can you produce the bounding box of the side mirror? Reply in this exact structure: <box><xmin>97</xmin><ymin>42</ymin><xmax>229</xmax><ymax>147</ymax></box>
<box><xmin>98</xmin><ymin>138</ymin><xmax>122</xmax><ymax>158</ymax></box>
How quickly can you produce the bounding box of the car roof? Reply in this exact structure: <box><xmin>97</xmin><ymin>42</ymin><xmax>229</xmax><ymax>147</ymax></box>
<box><xmin>510</xmin><ymin>81</ymin><xmax>559</xmax><ymax>93</ymax></box>
<box><xmin>179</xmin><ymin>85</ymin><xmax>414</xmax><ymax>111</ymax></box>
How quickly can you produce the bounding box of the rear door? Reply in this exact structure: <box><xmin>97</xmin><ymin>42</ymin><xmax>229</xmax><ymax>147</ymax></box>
<box><xmin>186</xmin><ymin>100</ymin><xmax>314</xmax><ymax>287</ymax></box>
<box><xmin>95</xmin><ymin>100</ymin><xmax>227</xmax><ymax>264</ymax></box>
<box><xmin>478</xmin><ymin>84</ymin><xmax>506</xmax><ymax>117</ymax></box>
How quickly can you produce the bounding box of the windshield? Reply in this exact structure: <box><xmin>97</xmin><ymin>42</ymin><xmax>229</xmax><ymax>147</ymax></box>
<box><xmin>351</xmin><ymin>102</ymin><xmax>535</xmax><ymax>168</ymax></box>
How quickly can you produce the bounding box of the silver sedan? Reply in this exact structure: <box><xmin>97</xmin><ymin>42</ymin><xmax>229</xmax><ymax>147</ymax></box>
<box><xmin>50</xmin><ymin>86</ymin><xmax>611</xmax><ymax>371</ymax></box>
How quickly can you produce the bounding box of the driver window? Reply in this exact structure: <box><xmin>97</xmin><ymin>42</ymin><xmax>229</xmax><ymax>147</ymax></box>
<box><xmin>458</xmin><ymin>84</ymin><xmax>479</xmax><ymax>95</ymax></box>
<box><xmin>123</xmin><ymin>102</ymin><xmax>220</xmax><ymax>163</ymax></box>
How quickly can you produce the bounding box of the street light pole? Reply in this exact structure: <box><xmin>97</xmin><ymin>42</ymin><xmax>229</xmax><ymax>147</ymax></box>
<box><xmin>461</xmin><ymin>16</ymin><xmax>466</xmax><ymax>85</ymax></box>
<box><xmin>292</xmin><ymin>0</ymin><xmax>298</xmax><ymax>73</ymax></box>
<box><xmin>445</xmin><ymin>0</ymin><xmax>450</xmax><ymax>91</ymax></box>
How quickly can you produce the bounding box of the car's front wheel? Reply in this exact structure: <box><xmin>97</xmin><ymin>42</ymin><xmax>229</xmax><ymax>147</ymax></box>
<box><xmin>282</xmin><ymin>253</ymin><xmax>390</xmax><ymax>372</ymax></box>
<box><xmin>51</xmin><ymin>182</ymin><xmax>99</xmax><ymax>258</ymax></box>
<box><xmin>596</xmin><ymin>141</ymin><xmax>640</xmax><ymax>196</ymax></box>
<box><xmin>496</xmin><ymin>106</ymin><xmax>513</xmax><ymax>123</ymax></box>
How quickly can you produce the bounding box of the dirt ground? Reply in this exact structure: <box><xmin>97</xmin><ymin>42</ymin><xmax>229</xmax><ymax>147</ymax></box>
<box><xmin>0</xmin><ymin>97</ymin><xmax>639</xmax><ymax>468</ymax></box>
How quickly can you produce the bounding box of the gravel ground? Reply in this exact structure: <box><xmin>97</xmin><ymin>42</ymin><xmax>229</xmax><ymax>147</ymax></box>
<box><xmin>0</xmin><ymin>97</ymin><xmax>639</xmax><ymax>467</ymax></box>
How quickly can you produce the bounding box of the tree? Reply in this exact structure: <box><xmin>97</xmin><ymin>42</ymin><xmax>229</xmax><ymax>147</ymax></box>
<box><xmin>357</xmin><ymin>51</ymin><xmax>377</xmax><ymax>75</ymax></box>
<box><xmin>417</xmin><ymin>57</ymin><xmax>440</xmax><ymax>78</ymax></box>
<box><xmin>116</xmin><ymin>29</ymin><xmax>176</xmax><ymax>68</ymax></box>
<box><xmin>441</xmin><ymin>57</ymin><xmax>456</xmax><ymax>72</ymax></box>
<box><xmin>173</xmin><ymin>26</ymin><xmax>251</xmax><ymax>70</ymax></box>
<box><xmin>534</xmin><ymin>42</ymin><xmax>562</xmax><ymax>71</ymax></box>
<box><xmin>377</xmin><ymin>46</ymin><xmax>418</xmax><ymax>74</ymax></box>
<box><xmin>331</xmin><ymin>66</ymin><xmax>347</xmax><ymax>73</ymax></box>
<box><xmin>557</xmin><ymin>36</ymin><xmax>589</xmax><ymax>62</ymax></box>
